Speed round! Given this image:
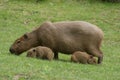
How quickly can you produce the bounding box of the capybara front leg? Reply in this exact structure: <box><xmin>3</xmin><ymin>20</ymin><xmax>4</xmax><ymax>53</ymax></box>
<box><xmin>88</xmin><ymin>48</ymin><xmax>103</xmax><ymax>64</ymax></box>
<box><xmin>54</xmin><ymin>52</ymin><xmax>58</xmax><ymax>60</ymax></box>
<box><xmin>98</xmin><ymin>51</ymin><xmax>103</xmax><ymax>64</ymax></box>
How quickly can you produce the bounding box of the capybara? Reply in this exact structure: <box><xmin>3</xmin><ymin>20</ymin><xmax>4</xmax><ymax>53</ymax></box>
<box><xmin>9</xmin><ymin>21</ymin><xmax>104</xmax><ymax>64</ymax></box>
<box><xmin>27</xmin><ymin>46</ymin><xmax>54</xmax><ymax>60</ymax></box>
<box><xmin>71</xmin><ymin>51</ymin><xmax>97</xmax><ymax>64</ymax></box>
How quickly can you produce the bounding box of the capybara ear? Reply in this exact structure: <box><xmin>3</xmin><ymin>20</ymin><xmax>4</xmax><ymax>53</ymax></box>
<box><xmin>23</xmin><ymin>33</ymin><xmax>28</xmax><ymax>39</ymax></box>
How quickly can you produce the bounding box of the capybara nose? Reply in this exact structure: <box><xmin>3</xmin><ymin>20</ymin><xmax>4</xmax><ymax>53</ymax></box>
<box><xmin>9</xmin><ymin>48</ymin><xmax>15</xmax><ymax>53</ymax></box>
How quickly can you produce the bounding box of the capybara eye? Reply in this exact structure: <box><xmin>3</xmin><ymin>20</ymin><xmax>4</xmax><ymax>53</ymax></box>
<box><xmin>33</xmin><ymin>49</ymin><xmax>36</xmax><ymax>52</ymax></box>
<box><xmin>17</xmin><ymin>40</ymin><xmax>21</xmax><ymax>44</ymax></box>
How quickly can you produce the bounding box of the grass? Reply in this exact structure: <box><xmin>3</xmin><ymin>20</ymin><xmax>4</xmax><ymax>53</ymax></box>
<box><xmin>0</xmin><ymin>0</ymin><xmax>120</xmax><ymax>80</ymax></box>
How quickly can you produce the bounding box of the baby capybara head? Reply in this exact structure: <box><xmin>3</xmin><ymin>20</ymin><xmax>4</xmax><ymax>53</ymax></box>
<box><xmin>9</xmin><ymin>33</ymin><xmax>39</xmax><ymax>55</ymax></box>
<box><xmin>87</xmin><ymin>56</ymin><xmax>97</xmax><ymax>64</ymax></box>
<box><xmin>27</xmin><ymin>48</ymin><xmax>37</xmax><ymax>57</ymax></box>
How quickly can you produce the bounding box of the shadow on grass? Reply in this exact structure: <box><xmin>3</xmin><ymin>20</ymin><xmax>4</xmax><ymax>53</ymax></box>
<box><xmin>55</xmin><ymin>59</ymin><xmax>71</xmax><ymax>63</ymax></box>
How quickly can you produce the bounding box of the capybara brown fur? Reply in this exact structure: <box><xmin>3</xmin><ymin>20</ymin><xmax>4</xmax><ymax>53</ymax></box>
<box><xmin>10</xmin><ymin>21</ymin><xmax>103</xmax><ymax>64</ymax></box>
<box><xmin>27</xmin><ymin>46</ymin><xmax>54</xmax><ymax>60</ymax></box>
<box><xmin>71</xmin><ymin>51</ymin><xmax>97</xmax><ymax>64</ymax></box>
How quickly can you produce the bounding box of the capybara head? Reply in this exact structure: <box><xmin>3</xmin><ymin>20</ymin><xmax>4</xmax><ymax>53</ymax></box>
<box><xmin>87</xmin><ymin>55</ymin><xmax>97</xmax><ymax>64</ymax></box>
<box><xmin>27</xmin><ymin>48</ymin><xmax>37</xmax><ymax>58</ymax></box>
<box><xmin>9</xmin><ymin>33</ymin><xmax>39</xmax><ymax>55</ymax></box>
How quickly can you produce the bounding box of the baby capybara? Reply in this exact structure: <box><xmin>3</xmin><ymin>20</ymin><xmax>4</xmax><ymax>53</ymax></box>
<box><xmin>27</xmin><ymin>46</ymin><xmax>54</xmax><ymax>60</ymax></box>
<box><xmin>71</xmin><ymin>51</ymin><xmax>97</xmax><ymax>64</ymax></box>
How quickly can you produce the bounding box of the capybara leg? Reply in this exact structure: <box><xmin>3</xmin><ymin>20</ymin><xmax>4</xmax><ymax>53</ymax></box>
<box><xmin>54</xmin><ymin>52</ymin><xmax>58</xmax><ymax>59</ymax></box>
<box><xmin>88</xmin><ymin>48</ymin><xmax>103</xmax><ymax>64</ymax></box>
<box><xmin>98</xmin><ymin>50</ymin><xmax>103</xmax><ymax>64</ymax></box>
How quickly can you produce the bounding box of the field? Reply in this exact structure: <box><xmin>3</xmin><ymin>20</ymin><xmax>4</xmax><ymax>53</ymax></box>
<box><xmin>0</xmin><ymin>0</ymin><xmax>120</xmax><ymax>80</ymax></box>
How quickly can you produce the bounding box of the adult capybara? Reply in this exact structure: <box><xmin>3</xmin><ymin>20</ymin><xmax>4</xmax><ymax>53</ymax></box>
<box><xmin>27</xmin><ymin>46</ymin><xmax>54</xmax><ymax>60</ymax></box>
<box><xmin>71</xmin><ymin>51</ymin><xmax>97</xmax><ymax>64</ymax></box>
<box><xmin>9</xmin><ymin>21</ymin><xmax>103</xmax><ymax>64</ymax></box>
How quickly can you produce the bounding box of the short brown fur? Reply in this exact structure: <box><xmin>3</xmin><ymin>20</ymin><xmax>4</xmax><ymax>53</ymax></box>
<box><xmin>27</xmin><ymin>46</ymin><xmax>54</xmax><ymax>60</ymax></box>
<box><xmin>71</xmin><ymin>51</ymin><xmax>97</xmax><ymax>64</ymax></box>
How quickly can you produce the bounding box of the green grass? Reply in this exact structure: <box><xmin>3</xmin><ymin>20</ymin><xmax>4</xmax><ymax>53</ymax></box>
<box><xmin>0</xmin><ymin>0</ymin><xmax>120</xmax><ymax>80</ymax></box>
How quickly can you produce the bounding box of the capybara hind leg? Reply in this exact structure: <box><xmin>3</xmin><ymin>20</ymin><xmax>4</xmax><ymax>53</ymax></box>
<box><xmin>88</xmin><ymin>48</ymin><xmax>103</xmax><ymax>64</ymax></box>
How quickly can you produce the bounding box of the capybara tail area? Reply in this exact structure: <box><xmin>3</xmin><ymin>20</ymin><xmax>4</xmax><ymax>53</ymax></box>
<box><xmin>87</xmin><ymin>47</ymin><xmax>103</xmax><ymax>64</ymax></box>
